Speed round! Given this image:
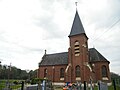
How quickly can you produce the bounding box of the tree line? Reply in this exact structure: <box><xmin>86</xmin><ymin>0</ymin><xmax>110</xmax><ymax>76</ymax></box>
<box><xmin>0</xmin><ymin>64</ymin><xmax>37</xmax><ymax>80</ymax></box>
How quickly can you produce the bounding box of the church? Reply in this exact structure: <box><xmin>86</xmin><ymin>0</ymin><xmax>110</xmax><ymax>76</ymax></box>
<box><xmin>38</xmin><ymin>9</ymin><xmax>111</xmax><ymax>84</ymax></box>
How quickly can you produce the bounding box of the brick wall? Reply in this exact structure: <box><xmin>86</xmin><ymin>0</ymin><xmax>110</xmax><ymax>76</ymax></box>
<box><xmin>38</xmin><ymin>65</ymin><xmax>67</xmax><ymax>82</ymax></box>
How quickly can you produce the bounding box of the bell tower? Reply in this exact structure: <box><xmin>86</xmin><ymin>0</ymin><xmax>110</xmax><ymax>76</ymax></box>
<box><xmin>67</xmin><ymin>10</ymin><xmax>90</xmax><ymax>83</ymax></box>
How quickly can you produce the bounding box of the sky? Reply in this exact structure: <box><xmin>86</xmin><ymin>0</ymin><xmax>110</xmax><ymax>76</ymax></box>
<box><xmin>0</xmin><ymin>0</ymin><xmax>120</xmax><ymax>74</ymax></box>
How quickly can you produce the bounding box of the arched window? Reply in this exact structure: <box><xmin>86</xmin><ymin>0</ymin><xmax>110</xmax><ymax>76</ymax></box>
<box><xmin>44</xmin><ymin>68</ymin><xmax>47</xmax><ymax>77</ymax></box>
<box><xmin>74</xmin><ymin>41</ymin><xmax>80</xmax><ymax>56</ymax></box>
<box><xmin>60</xmin><ymin>68</ymin><xmax>64</xmax><ymax>78</ymax></box>
<box><xmin>75</xmin><ymin>65</ymin><xmax>80</xmax><ymax>77</ymax></box>
<box><xmin>102</xmin><ymin>65</ymin><xmax>107</xmax><ymax>77</ymax></box>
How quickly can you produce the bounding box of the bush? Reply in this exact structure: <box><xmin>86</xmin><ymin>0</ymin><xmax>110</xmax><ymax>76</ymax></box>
<box><xmin>31</xmin><ymin>78</ymin><xmax>41</xmax><ymax>84</ymax></box>
<box><xmin>13</xmin><ymin>81</ymin><xmax>19</xmax><ymax>85</ymax></box>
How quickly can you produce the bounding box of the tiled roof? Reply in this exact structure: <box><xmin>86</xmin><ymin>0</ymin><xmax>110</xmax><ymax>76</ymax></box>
<box><xmin>69</xmin><ymin>10</ymin><xmax>86</xmax><ymax>37</ymax></box>
<box><xmin>39</xmin><ymin>52</ymin><xmax>68</xmax><ymax>66</ymax></box>
<box><xmin>89</xmin><ymin>48</ymin><xmax>108</xmax><ymax>62</ymax></box>
<box><xmin>39</xmin><ymin>48</ymin><xmax>109</xmax><ymax>66</ymax></box>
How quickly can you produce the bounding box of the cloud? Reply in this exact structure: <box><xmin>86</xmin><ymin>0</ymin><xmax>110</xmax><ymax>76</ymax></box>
<box><xmin>79</xmin><ymin>0</ymin><xmax>120</xmax><ymax>40</ymax></box>
<box><xmin>0</xmin><ymin>0</ymin><xmax>120</xmax><ymax>74</ymax></box>
<box><xmin>34</xmin><ymin>0</ymin><xmax>75</xmax><ymax>40</ymax></box>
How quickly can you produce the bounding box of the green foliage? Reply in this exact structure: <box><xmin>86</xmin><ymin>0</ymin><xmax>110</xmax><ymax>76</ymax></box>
<box><xmin>0</xmin><ymin>64</ymin><xmax>37</xmax><ymax>80</ymax></box>
<box><xmin>13</xmin><ymin>80</ymin><xmax>19</xmax><ymax>85</ymax></box>
<box><xmin>111</xmin><ymin>72</ymin><xmax>120</xmax><ymax>78</ymax></box>
<box><xmin>31</xmin><ymin>78</ymin><xmax>41</xmax><ymax>84</ymax></box>
<box><xmin>31</xmin><ymin>78</ymin><xmax>46</xmax><ymax>84</ymax></box>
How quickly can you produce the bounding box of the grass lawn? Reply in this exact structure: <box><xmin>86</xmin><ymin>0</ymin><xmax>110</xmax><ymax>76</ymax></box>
<box><xmin>0</xmin><ymin>80</ymin><xmax>22</xmax><ymax>90</ymax></box>
<box><xmin>108</xmin><ymin>85</ymin><xmax>120</xmax><ymax>90</ymax></box>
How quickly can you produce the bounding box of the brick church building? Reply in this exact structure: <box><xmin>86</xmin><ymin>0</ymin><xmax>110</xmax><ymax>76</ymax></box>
<box><xmin>38</xmin><ymin>10</ymin><xmax>111</xmax><ymax>84</ymax></box>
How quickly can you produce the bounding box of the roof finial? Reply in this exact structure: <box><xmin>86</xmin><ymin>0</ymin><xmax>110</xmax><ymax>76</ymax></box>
<box><xmin>75</xmin><ymin>2</ymin><xmax>78</xmax><ymax>10</ymax></box>
<box><xmin>45</xmin><ymin>49</ymin><xmax>47</xmax><ymax>55</ymax></box>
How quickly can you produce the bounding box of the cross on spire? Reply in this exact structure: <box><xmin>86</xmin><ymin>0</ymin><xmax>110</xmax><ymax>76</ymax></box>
<box><xmin>75</xmin><ymin>2</ymin><xmax>78</xmax><ymax>10</ymax></box>
<box><xmin>75</xmin><ymin>2</ymin><xmax>78</xmax><ymax>7</ymax></box>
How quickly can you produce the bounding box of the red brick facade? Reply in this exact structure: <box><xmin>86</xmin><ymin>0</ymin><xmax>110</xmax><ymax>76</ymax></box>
<box><xmin>38</xmin><ymin>33</ymin><xmax>111</xmax><ymax>83</ymax></box>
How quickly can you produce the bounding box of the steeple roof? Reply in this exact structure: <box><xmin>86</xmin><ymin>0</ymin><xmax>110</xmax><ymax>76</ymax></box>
<box><xmin>69</xmin><ymin>10</ymin><xmax>86</xmax><ymax>37</ymax></box>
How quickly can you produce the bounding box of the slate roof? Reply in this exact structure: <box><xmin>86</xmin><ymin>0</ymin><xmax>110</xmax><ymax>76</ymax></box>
<box><xmin>69</xmin><ymin>10</ymin><xmax>86</xmax><ymax>37</ymax></box>
<box><xmin>89</xmin><ymin>48</ymin><xmax>108</xmax><ymax>62</ymax></box>
<box><xmin>39</xmin><ymin>52</ymin><xmax>68</xmax><ymax>66</ymax></box>
<box><xmin>39</xmin><ymin>48</ymin><xmax>109</xmax><ymax>66</ymax></box>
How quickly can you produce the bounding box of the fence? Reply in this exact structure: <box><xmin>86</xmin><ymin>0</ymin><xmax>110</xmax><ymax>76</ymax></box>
<box><xmin>112</xmin><ymin>79</ymin><xmax>120</xmax><ymax>90</ymax></box>
<box><xmin>0</xmin><ymin>79</ymin><xmax>53</xmax><ymax>90</ymax></box>
<box><xmin>112</xmin><ymin>78</ymin><xmax>120</xmax><ymax>86</ymax></box>
<box><xmin>1</xmin><ymin>79</ymin><xmax>120</xmax><ymax>90</ymax></box>
<box><xmin>63</xmin><ymin>80</ymin><xmax>120</xmax><ymax>90</ymax></box>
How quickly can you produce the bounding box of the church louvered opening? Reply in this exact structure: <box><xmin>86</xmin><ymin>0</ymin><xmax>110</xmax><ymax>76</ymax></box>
<box><xmin>74</xmin><ymin>41</ymin><xmax>80</xmax><ymax>56</ymax></box>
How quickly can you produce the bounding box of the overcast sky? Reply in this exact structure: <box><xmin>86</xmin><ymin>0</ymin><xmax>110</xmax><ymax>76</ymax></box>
<box><xmin>0</xmin><ymin>0</ymin><xmax>120</xmax><ymax>74</ymax></box>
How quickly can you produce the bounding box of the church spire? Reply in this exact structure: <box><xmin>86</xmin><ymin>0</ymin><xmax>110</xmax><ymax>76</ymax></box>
<box><xmin>69</xmin><ymin>9</ymin><xmax>87</xmax><ymax>37</ymax></box>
